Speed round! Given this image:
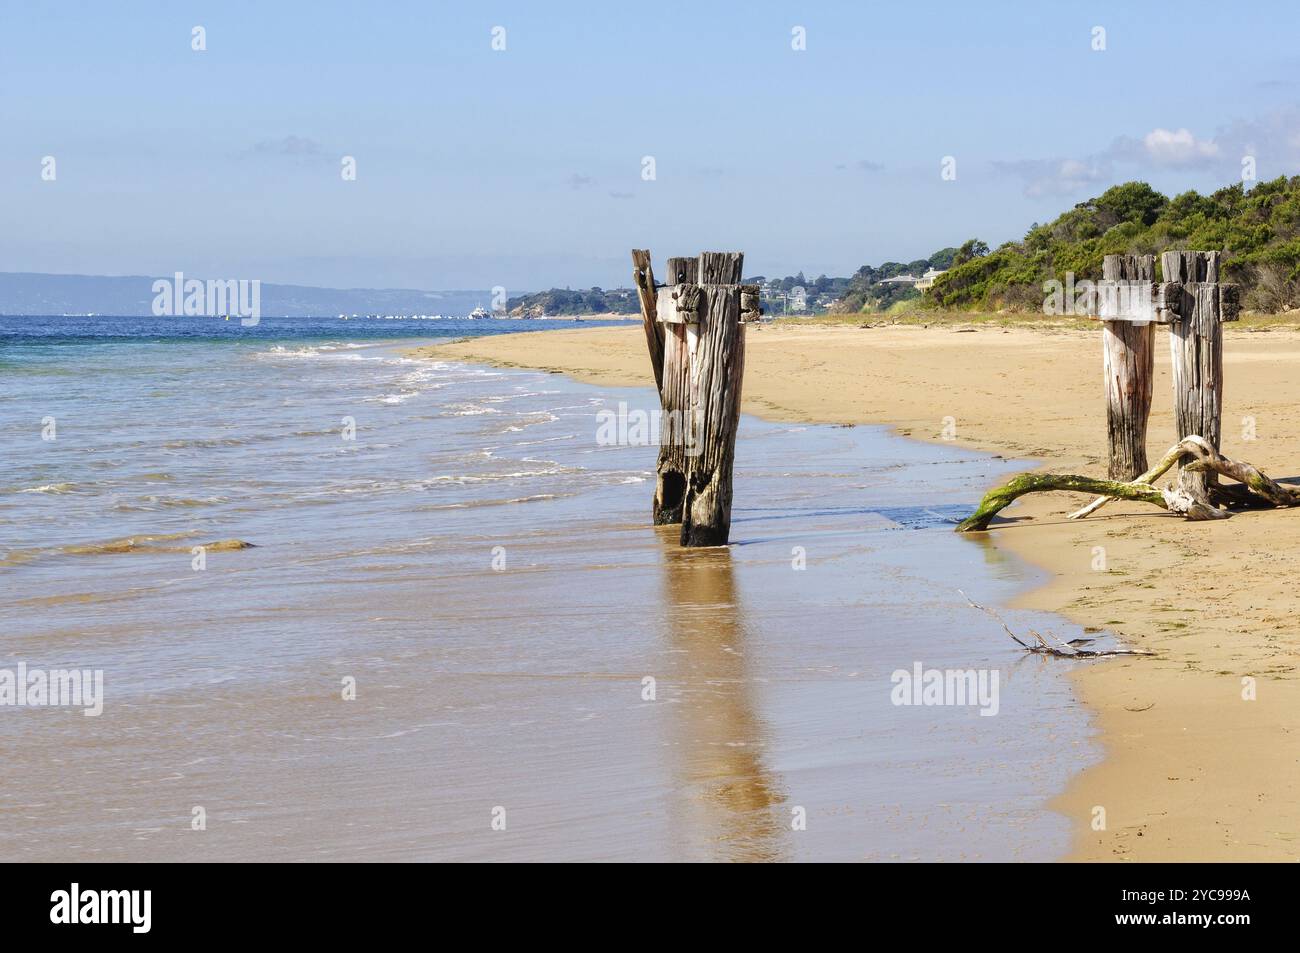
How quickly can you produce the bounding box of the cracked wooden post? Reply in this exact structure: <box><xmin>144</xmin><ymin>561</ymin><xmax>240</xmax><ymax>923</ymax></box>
<box><xmin>679</xmin><ymin>251</ymin><xmax>746</xmax><ymax>547</ymax></box>
<box><xmin>652</xmin><ymin>255</ymin><xmax>697</xmax><ymax>524</ymax></box>
<box><xmin>632</xmin><ymin>250</ymin><xmax>690</xmax><ymax>523</ymax></box>
<box><xmin>631</xmin><ymin>250</ymin><xmax>663</xmax><ymax>392</ymax></box>
<box><xmin>1162</xmin><ymin>250</ymin><xmax>1239</xmax><ymax>503</ymax></box>
<box><xmin>1099</xmin><ymin>254</ymin><xmax>1157</xmax><ymax>480</ymax></box>
<box><xmin>630</xmin><ymin>249</ymin><xmax>748</xmax><ymax>542</ymax></box>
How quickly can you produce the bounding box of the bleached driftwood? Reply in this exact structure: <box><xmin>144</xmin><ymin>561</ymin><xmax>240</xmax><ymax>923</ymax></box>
<box><xmin>960</xmin><ymin>591</ymin><xmax>1152</xmax><ymax>659</ymax></box>
<box><xmin>955</xmin><ymin>436</ymin><xmax>1300</xmax><ymax>533</ymax></box>
<box><xmin>1067</xmin><ymin>435</ymin><xmax>1299</xmax><ymax>520</ymax></box>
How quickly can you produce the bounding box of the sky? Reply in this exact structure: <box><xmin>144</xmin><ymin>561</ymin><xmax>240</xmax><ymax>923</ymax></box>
<box><xmin>3</xmin><ymin>0</ymin><xmax>1300</xmax><ymax>291</ymax></box>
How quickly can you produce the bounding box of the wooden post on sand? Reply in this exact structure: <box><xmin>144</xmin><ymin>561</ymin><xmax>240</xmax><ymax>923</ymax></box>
<box><xmin>1099</xmin><ymin>254</ymin><xmax>1157</xmax><ymax>480</ymax></box>
<box><xmin>1162</xmin><ymin>250</ymin><xmax>1239</xmax><ymax>502</ymax></box>
<box><xmin>630</xmin><ymin>249</ymin><xmax>747</xmax><ymax>545</ymax></box>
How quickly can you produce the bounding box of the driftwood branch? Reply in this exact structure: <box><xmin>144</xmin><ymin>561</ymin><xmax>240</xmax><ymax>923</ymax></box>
<box><xmin>960</xmin><ymin>591</ymin><xmax>1152</xmax><ymax>659</ymax></box>
<box><xmin>956</xmin><ymin>435</ymin><xmax>1299</xmax><ymax>532</ymax></box>
<box><xmin>1068</xmin><ymin>435</ymin><xmax>1300</xmax><ymax>520</ymax></box>
<box><xmin>1067</xmin><ymin>437</ymin><xmax>1203</xmax><ymax>519</ymax></box>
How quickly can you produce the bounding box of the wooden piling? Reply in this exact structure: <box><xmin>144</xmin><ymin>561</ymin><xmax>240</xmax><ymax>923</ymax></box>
<box><xmin>631</xmin><ymin>249</ymin><xmax>664</xmax><ymax>392</ymax></box>
<box><xmin>663</xmin><ymin>257</ymin><xmax>697</xmax><ymax>285</ymax></box>
<box><xmin>1099</xmin><ymin>254</ymin><xmax>1156</xmax><ymax>480</ymax></box>
<box><xmin>1163</xmin><ymin>250</ymin><xmax>1238</xmax><ymax>502</ymax></box>
<box><xmin>679</xmin><ymin>251</ymin><xmax>746</xmax><ymax>547</ymax></box>
<box><xmin>630</xmin><ymin>249</ymin><xmax>748</xmax><ymax>545</ymax></box>
<box><xmin>652</xmin><ymin>257</ymin><xmax>698</xmax><ymax>524</ymax></box>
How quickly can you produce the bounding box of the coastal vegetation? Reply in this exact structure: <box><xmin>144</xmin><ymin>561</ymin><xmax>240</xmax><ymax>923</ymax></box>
<box><xmin>832</xmin><ymin>248</ymin><xmax>957</xmax><ymax>313</ymax></box>
<box><xmin>510</xmin><ymin>176</ymin><xmax>1300</xmax><ymax>319</ymax></box>
<box><xmin>927</xmin><ymin>176</ymin><xmax>1300</xmax><ymax>313</ymax></box>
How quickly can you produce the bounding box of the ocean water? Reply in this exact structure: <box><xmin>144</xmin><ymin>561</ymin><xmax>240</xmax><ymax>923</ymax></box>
<box><xmin>0</xmin><ymin>315</ymin><xmax>1098</xmax><ymax>861</ymax></box>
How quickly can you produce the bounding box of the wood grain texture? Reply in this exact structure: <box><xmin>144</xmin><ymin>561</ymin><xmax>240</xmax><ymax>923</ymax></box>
<box><xmin>653</xmin><ymin>277</ymin><xmax>693</xmax><ymax>525</ymax></box>
<box><xmin>1101</xmin><ymin>254</ymin><xmax>1156</xmax><ymax>480</ymax></box>
<box><xmin>680</xmin><ymin>281</ymin><xmax>745</xmax><ymax>546</ymax></box>
<box><xmin>1163</xmin><ymin>252</ymin><xmax>1226</xmax><ymax>502</ymax></box>
<box><xmin>697</xmin><ymin>251</ymin><xmax>744</xmax><ymax>284</ymax></box>
<box><xmin>631</xmin><ymin>250</ymin><xmax>747</xmax><ymax>541</ymax></box>
<box><xmin>631</xmin><ymin>249</ymin><xmax>663</xmax><ymax>392</ymax></box>
<box><xmin>664</xmin><ymin>257</ymin><xmax>698</xmax><ymax>285</ymax></box>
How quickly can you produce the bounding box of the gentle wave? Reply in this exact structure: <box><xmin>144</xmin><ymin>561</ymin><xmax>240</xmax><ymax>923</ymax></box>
<box><xmin>1</xmin><ymin>534</ymin><xmax>256</xmax><ymax>568</ymax></box>
<box><xmin>61</xmin><ymin>536</ymin><xmax>255</xmax><ymax>557</ymax></box>
<box><xmin>18</xmin><ymin>482</ymin><xmax>77</xmax><ymax>494</ymax></box>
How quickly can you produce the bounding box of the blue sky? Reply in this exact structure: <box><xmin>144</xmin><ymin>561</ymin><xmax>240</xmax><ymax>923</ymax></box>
<box><xmin>3</xmin><ymin>0</ymin><xmax>1300</xmax><ymax>290</ymax></box>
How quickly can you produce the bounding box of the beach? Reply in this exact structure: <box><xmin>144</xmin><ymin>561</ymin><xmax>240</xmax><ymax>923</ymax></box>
<box><xmin>413</xmin><ymin>320</ymin><xmax>1300</xmax><ymax>862</ymax></box>
<box><xmin>2</xmin><ymin>314</ymin><xmax>1104</xmax><ymax>861</ymax></box>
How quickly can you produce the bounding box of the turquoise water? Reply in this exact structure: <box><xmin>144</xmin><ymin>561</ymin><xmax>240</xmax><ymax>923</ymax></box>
<box><xmin>0</xmin><ymin>315</ymin><xmax>1098</xmax><ymax>861</ymax></box>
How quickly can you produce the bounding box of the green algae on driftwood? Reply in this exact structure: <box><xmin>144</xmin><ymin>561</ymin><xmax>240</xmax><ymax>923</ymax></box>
<box><xmin>955</xmin><ymin>435</ymin><xmax>1300</xmax><ymax>533</ymax></box>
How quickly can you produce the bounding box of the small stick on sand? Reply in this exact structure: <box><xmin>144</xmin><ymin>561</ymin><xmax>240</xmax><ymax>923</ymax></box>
<box><xmin>959</xmin><ymin>590</ymin><xmax>1153</xmax><ymax>659</ymax></box>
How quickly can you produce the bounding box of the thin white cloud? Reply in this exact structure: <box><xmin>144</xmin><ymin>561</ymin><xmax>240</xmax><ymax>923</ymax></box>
<box><xmin>835</xmin><ymin>159</ymin><xmax>885</xmax><ymax>172</ymax></box>
<box><xmin>991</xmin><ymin>157</ymin><xmax>1111</xmax><ymax>197</ymax></box>
<box><xmin>1141</xmin><ymin>127</ymin><xmax>1220</xmax><ymax>167</ymax></box>
<box><xmin>995</xmin><ymin>105</ymin><xmax>1300</xmax><ymax>197</ymax></box>
<box><xmin>248</xmin><ymin>135</ymin><xmax>324</xmax><ymax>157</ymax></box>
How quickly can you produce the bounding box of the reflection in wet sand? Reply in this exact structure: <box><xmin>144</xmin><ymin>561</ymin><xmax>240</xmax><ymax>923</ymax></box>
<box><xmin>656</xmin><ymin>529</ymin><xmax>788</xmax><ymax>862</ymax></box>
<box><xmin>0</xmin><ymin>341</ymin><xmax>1095</xmax><ymax>861</ymax></box>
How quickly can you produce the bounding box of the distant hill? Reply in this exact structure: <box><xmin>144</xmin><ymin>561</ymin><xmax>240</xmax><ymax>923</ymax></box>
<box><xmin>506</xmin><ymin>287</ymin><xmax>638</xmax><ymax>317</ymax></box>
<box><xmin>0</xmin><ymin>273</ymin><xmax>495</xmax><ymax>318</ymax></box>
<box><xmin>926</xmin><ymin>177</ymin><xmax>1300</xmax><ymax>312</ymax></box>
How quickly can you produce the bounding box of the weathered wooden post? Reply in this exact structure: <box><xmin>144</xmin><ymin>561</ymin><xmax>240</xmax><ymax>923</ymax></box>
<box><xmin>631</xmin><ymin>249</ymin><xmax>663</xmax><ymax>392</ymax></box>
<box><xmin>1099</xmin><ymin>254</ymin><xmax>1157</xmax><ymax>479</ymax></box>
<box><xmin>1162</xmin><ymin>251</ymin><xmax>1239</xmax><ymax>502</ymax></box>
<box><xmin>630</xmin><ymin>249</ymin><xmax>747</xmax><ymax>545</ymax></box>
<box><xmin>679</xmin><ymin>252</ymin><xmax>746</xmax><ymax>546</ymax></box>
<box><xmin>652</xmin><ymin>256</ymin><xmax>697</xmax><ymax>524</ymax></box>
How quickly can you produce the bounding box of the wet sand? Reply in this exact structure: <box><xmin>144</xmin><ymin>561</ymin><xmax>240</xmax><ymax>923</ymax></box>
<box><xmin>413</xmin><ymin>321</ymin><xmax>1300</xmax><ymax>862</ymax></box>
<box><xmin>1</xmin><ymin>334</ymin><xmax>1094</xmax><ymax>861</ymax></box>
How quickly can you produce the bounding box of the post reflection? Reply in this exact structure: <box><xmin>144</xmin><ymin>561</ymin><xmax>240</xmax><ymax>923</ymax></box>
<box><xmin>656</xmin><ymin>529</ymin><xmax>788</xmax><ymax>862</ymax></box>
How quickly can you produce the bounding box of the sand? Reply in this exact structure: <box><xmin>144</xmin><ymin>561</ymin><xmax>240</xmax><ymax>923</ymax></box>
<box><xmin>412</xmin><ymin>320</ymin><xmax>1300</xmax><ymax>862</ymax></box>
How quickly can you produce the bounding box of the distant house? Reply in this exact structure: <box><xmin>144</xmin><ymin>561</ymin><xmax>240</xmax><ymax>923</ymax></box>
<box><xmin>878</xmin><ymin>274</ymin><xmax>920</xmax><ymax>285</ymax></box>
<box><xmin>915</xmin><ymin>268</ymin><xmax>946</xmax><ymax>291</ymax></box>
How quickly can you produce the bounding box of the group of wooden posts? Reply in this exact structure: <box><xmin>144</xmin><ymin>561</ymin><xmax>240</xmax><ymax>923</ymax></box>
<box><xmin>1100</xmin><ymin>250</ymin><xmax>1239</xmax><ymax>499</ymax></box>
<box><xmin>629</xmin><ymin>246</ymin><xmax>1254</xmax><ymax>545</ymax></box>
<box><xmin>631</xmin><ymin>249</ymin><xmax>755</xmax><ymax>547</ymax></box>
<box><xmin>955</xmin><ymin>249</ymin><xmax>1280</xmax><ymax>532</ymax></box>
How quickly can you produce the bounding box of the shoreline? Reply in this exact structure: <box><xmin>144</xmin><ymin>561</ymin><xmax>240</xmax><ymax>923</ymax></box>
<box><xmin>411</xmin><ymin>321</ymin><xmax>1300</xmax><ymax>862</ymax></box>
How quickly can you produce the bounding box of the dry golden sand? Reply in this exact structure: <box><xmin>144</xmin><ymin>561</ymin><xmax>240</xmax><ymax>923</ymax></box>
<box><xmin>412</xmin><ymin>321</ymin><xmax>1300</xmax><ymax>862</ymax></box>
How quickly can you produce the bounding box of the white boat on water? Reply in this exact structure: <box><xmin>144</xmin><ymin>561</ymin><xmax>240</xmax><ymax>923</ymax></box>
<box><xmin>468</xmin><ymin>306</ymin><xmax>490</xmax><ymax>319</ymax></box>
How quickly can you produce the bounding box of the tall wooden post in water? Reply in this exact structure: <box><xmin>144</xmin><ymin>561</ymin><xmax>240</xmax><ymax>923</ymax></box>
<box><xmin>1162</xmin><ymin>250</ymin><xmax>1239</xmax><ymax>502</ymax></box>
<box><xmin>1099</xmin><ymin>254</ymin><xmax>1157</xmax><ymax>480</ymax></box>
<box><xmin>631</xmin><ymin>249</ymin><xmax>747</xmax><ymax>546</ymax></box>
